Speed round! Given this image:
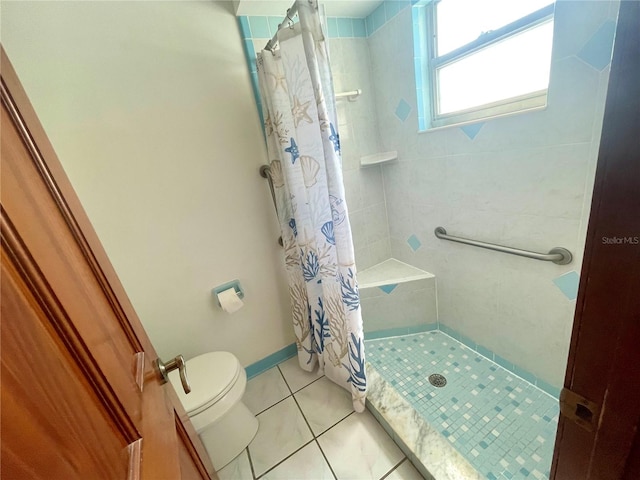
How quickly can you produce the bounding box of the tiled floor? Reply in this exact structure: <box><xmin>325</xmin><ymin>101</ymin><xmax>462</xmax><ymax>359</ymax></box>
<box><xmin>366</xmin><ymin>332</ymin><xmax>559</xmax><ymax>480</ymax></box>
<box><xmin>218</xmin><ymin>356</ymin><xmax>424</xmax><ymax>480</ymax></box>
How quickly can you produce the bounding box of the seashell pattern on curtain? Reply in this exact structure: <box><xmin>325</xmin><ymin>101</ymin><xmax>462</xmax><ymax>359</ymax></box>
<box><xmin>256</xmin><ymin>0</ymin><xmax>366</xmax><ymax>412</ymax></box>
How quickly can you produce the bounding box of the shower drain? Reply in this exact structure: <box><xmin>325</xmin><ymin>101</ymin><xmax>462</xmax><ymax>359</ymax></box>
<box><xmin>428</xmin><ymin>373</ymin><xmax>447</xmax><ymax>388</ymax></box>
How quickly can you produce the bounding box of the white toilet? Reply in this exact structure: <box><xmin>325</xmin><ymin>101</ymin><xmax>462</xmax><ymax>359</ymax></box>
<box><xmin>168</xmin><ymin>351</ymin><xmax>258</xmax><ymax>470</ymax></box>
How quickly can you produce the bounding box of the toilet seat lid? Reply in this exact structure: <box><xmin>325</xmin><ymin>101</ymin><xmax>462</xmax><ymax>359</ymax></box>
<box><xmin>169</xmin><ymin>351</ymin><xmax>241</xmax><ymax>416</ymax></box>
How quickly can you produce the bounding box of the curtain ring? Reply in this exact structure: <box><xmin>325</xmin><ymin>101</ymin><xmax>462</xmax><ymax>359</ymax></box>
<box><xmin>286</xmin><ymin>8</ymin><xmax>296</xmax><ymax>28</ymax></box>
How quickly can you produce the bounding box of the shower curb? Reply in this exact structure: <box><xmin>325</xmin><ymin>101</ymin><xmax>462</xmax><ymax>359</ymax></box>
<box><xmin>366</xmin><ymin>364</ymin><xmax>484</xmax><ymax>480</ymax></box>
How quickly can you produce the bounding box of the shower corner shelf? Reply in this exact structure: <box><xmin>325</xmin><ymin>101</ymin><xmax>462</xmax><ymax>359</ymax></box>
<box><xmin>359</xmin><ymin>151</ymin><xmax>398</xmax><ymax>167</ymax></box>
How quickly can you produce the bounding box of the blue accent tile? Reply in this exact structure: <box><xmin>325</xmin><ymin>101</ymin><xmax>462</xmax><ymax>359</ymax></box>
<box><xmin>238</xmin><ymin>16</ymin><xmax>251</xmax><ymax>39</ymax></box>
<box><xmin>416</xmin><ymin>89</ymin><xmax>426</xmax><ymax>125</ymax></box>
<box><xmin>251</xmin><ymin>76</ymin><xmax>260</xmax><ymax>96</ymax></box>
<box><xmin>513</xmin><ymin>365</ymin><xmax>537</xmax><ymax>385</ymax></box>
<box><xmin>243</xmin><ymin>39</ymin><xmax>257</xmax><ymax>71</ymax></box>
<box><xmin>365</xmin><ymin>14</ymin><xmax>375</xmax><ymax>37</ymax></box>
<box><xmin>352</xmin><ymin>18</ymin><xmax>367</xmax><ymax>37</ymax></box>
<box><xmin>248</xmin><ymin>16</ymin><xmax>271</xmax><ymax>39</ymax></box>
<box><xmin>476</xmin><ymin>344</ymin><xmax>494</xmax><ymax>360</ymax></box>
<box><xmin>337</xmin><ymin>17</ymin><xmax>353</xmax><ymax>37</ymax></box>
<box><xmin>407</xmin><ymin>234</ymin><xmax>422</xmax><ymax>251</ymax></box>
<box><xmin>553</xmin><ymin>270</ymin><xmax>580</xmax><ymax>300</ymax></box>
<box><xmin>494</xmin><ymin>354</ymin><xmax>514</xmax><ymax>371</ymax></box>
<box><xmin>536</xmin><ymin>379</ymin><xmax>562</xmax><ymax>398</ymax></box>
<box><xmin>367</xmin><ymin>324</ymin><xmax>560</xmax><ymax>479</ymax></box>
<box><xmin>327</xmin><ymin>17</ymin><xmax>340</xmax><ymax>38</ymax></box>
<box><xmin>578</xmin><ymin>20</ymin><xmax>616</xmax><ymax>71</ymax></box>
<box><xmin>364</xmin><ymin>324</ymin><xmax>436</xmax><ymax>340</ymax></box>
<box><xmin>371</xmin><ymin>3</ymin><xmax>386</xmax><ymax>33</ymax></box>
<box><xmin>439</xmin><ymin>323</ymin><xmax>459</xmax><ymax>340</ymax></box>
<box><xmin>327</xmin><ymin>17</ymin><xmax>339</xmax><ymax>38</ymax></box>
<box><xmin>267</xmin><ymin>16</ymin><xmax>283</xmax><ymax>36</ymax></box>
<box><xmin>413</xmin><ymin>58</ymin><xmax>423</xmax><ymax>88</ymax></box>
<box><xmin>379</xmin><ymin>283</ymin><xmax>399</xmax><ymax>294</ymax></box>
<box><xmin>395</xmin><ymin>98</ymin><xmax>412</xmax><ymax>122</ymax></box>
<box><xmin>407</xmin><ymin>323</ymin><xmax>437</xmax><ymax>334</ymax></box>
<box><xmin>460</xmin><ymin>122</ymin><xmax>484</xmax><ymax>140</ymax></box>
<box><xmin>245</xmin><ymin>343</ymin><xmax>297</xmax><ymax>379</ymax></box>
<box><xmin>385</xmin><ymin>0</ymin><xmax>402</xmax><ymax>20</ymax></box>
<box><xmin>458</xmin><ymin>333</ymin><xmax>476</xmax><ymax>350</ymax></box>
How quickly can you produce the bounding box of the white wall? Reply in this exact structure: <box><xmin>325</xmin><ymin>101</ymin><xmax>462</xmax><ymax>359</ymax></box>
<box><xmin>1</xmin><ymin>0</ymin><xmax>295</xmax><ymax>366</ymax></box>
<box><xmin>364</xmin><ymin>0</ymin><xmax>618</xmax><ymax>387</ymax></box>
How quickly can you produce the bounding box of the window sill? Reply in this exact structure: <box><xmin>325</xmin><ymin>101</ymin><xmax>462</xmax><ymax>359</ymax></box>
<box><xmin>419</xmin><ymin>95</ymin><xmax>548</xmax><ymax>134</ymax></box>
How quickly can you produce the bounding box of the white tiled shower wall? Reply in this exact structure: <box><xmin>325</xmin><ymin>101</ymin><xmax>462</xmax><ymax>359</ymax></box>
<box><xmin>332</xmin><ymin>0</ymin><xmax>619</xmax><ymax>388</ymax></box>
<box><xmin>329</xmin><ymin>38</ymin><xmax>392</xmax><ymax>270</ymax></box>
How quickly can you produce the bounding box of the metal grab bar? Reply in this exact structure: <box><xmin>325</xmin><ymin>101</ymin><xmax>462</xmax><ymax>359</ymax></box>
<box><xmin>260</xmin><ymin>165</ymin><xmax>277</xmax><ymax>215</ymax></box>
<box><xmin>434</xmin><ymin>227</ymin><xmax>572</xmax><ymax>265</ymax></box>
<box><xmin>260</xmin><ymin>165</ymin><xmax>283</xmax><ymax>247</ymax></box>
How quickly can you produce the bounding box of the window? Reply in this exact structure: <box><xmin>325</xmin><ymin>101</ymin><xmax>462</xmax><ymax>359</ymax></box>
<box><xmin>416</xmin><ymin>0</ymin><xmax>555</xmax><ymax>129</ymax></box>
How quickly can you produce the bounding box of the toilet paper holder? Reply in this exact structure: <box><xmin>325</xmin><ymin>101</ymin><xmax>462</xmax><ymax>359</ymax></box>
<box><xmin>212</xmin><ymin>280</ymin><xmax>244</xmax><ymax>306</ymax></box>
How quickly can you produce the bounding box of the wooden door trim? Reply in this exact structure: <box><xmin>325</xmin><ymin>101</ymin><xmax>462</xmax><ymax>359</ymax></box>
<box><xmin>1</xmin><ymin>72</ymin><xmax>143</xmax><ymax>354</ymax></box>
<box><xmin>1</xmin><ymin>47</ymin><xmax>155</xmax><ymax>356</ymax></box>
<box><xmin>551</xmin><ymin>1</ymin><xmax>640</xmax><ymax>478</ymax></box>
<box><xmin>1</xmin><ymin>46</ymin><xmax>215</xmax><ymax>476</ymax></box>
<box><xmin>1</xmin><ymin>209</ymin><xmax>140</xmax><ymax>442</ymax></box>
<box><xmin>175</xmin><ymin>416</ymin><xmax>213</xmax><ymax>480</ymax></box>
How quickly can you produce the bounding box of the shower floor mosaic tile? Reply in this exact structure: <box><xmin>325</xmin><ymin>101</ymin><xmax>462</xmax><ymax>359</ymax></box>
<box><xmin>365</xmin><ymin>331</ymin><xmax>560</xmax><ymax>480</ymax></box>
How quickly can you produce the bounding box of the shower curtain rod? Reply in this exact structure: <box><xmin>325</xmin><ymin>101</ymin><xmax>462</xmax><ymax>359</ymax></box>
<box><xmin>264</xmin><ymin>1</ymin><xmax>300</xmax><ymax>51</ymax></box>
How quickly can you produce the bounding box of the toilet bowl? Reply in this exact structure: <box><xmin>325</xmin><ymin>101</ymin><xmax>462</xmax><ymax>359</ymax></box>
<box><xmin>169</xmin><ymin>351</ymin><xmax>258</xmax><ymax>470</ymax></box>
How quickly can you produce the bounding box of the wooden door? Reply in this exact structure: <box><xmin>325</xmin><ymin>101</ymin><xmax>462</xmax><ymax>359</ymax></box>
<box><xmin>551</xmin><ymin>1</ymin><xmax>640</xmax><ymax>479</ymax></box>
<box><xmin>0</xmin><ymin>49</ymin><xmax>217</xmax><ymax>479</ymax></box>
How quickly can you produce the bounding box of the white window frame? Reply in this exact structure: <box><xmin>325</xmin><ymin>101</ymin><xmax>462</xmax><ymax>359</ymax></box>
<box><xmin>426</xmin><ymin>2</ymin><xmax>555</xmax><ymax>128</ymax></box>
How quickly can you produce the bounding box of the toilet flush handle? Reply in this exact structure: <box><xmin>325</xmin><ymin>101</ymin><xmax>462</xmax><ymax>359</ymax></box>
<box><xmin>156</xmin><ymin>355</ymin><xmax>192</xmax><ymax>394</ymax></box>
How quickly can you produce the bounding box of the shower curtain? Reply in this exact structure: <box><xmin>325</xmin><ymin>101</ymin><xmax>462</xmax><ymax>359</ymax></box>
<box><xmin>257</xmin><ymin>0</ymin><xmax>366</xmax><ymax>412</ymax></box>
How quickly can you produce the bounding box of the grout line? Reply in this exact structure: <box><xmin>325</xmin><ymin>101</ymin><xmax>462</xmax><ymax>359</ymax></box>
<box><xmin>379</xmin><ymin>457</ymin><xmax>407</xmax><ymax>480</ymax></box>
<box><xmin>255</xmin><ymin>439</ymin><xmax>316</xmax><ymax>479</ymax></box>
<box><xmin>367</xmin><ymin>334</ymin><xmax>560</xmax><ymax>478</ymax></box>
<box><xmin>253</xmin><ymin>393</ymin><xmax>293</xmax><ymax>417</ymax></box>
<box><xmin>277</xmin><ymin>364</ymin><xmax>295</xmax><ymax>395</ymax></box>
<box><xmin>245</xmin><ymin>447</ymin><xmax>258</xmax><ymax>480</ymax></box>
<box><xmin>379</xmin><ymin>163</ymin><xmax>392</xmax><ymax>259</ymax></box>
<box><xmin>288</xmin><ymin>383</ymin><xmax>354</xmax><ymax>479</ymax></box>
<box><xmin>291</xmin><ymin>374</ymin><xmax>326</xmax><ymax>394</ymax></box>
<box><xmin>437</xmin><ymin>330</ymin><xmax>558</xmax><ymax>400</ymax></box>
<box><xmin>290</xmin><ymin>388</ymin><xmax>316</xmax><ymax>438</ymax></box>
<box><xmin>278</xmin><ymin>363</ymin><xmax>326</xmax><ymax>395</ymax></box>
<box><xmin>251</xmin><ymin>365</ymin><xmax>359</xmax><ymax>480</ymax></box>
<box><xmin>317</xmin><ymin>410</ymin><xmax>356</xmax><ymax>437</ymax></box>
<box><xmin>314</xmin><ymin>438</ymin><xmax>338</xmax><ymax>480</ymax></box>
<box><xmin>254</xmin><ymin>369</ymin><xmax>351</xmax><ymax>480</ymax></box>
